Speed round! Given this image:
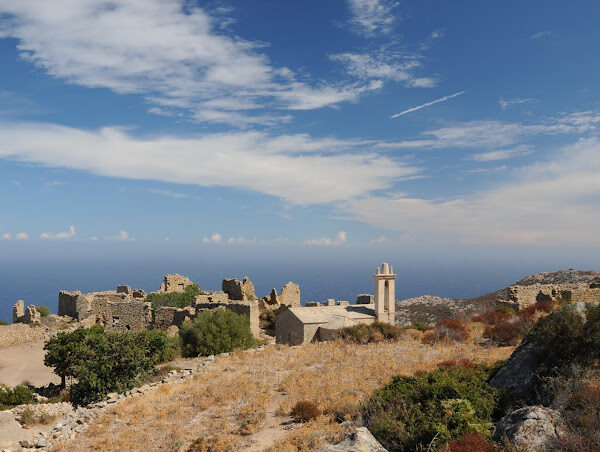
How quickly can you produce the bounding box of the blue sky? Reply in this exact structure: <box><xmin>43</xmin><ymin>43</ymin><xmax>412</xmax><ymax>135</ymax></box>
<box><xmin>1</xmin><ymin>0</ymin><xmax>600</xmax><ymax>259</ymax></box>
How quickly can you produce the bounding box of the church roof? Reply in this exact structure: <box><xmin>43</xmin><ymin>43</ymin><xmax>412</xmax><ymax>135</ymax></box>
<box><xmin>286</xmin><ymin>304</ymin><xmax>376</xmax><ymax>325</ymax></box>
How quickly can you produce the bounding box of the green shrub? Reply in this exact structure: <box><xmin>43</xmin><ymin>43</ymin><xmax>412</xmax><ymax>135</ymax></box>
<box><xmin>362</xmin><ymin>364</ymin><xmax>499</xmax><ymax>451</ymax></box>
<box><xmin>36</xmin><ymin>305</ymin><xmax>51</xmax><ymax>317</ymax></box>
<box><xmin>146</xmin><ymin>284</ymin><xmax>202</xmax><ymax>310</ymax></box>
<box><xmin>0</xmin><ymin>385</ymin><xmax>33</xmax><ymax>409</ymax></box>
<box><xmin>339</xmin><ymin>321</ymin><xmax>404</xmax><ymax>344</ymax></box>
<box><xmin>179</xmin><ymin>309</ymin><xmax>256</xmax><ymax>357</ymax></box>
<box><xmin>411</xmin><ymin>321</ymin><xmax>427</xmax><ymax>332</ymax></box>
<box><xmin>530</xmin><ymin>303</ymin><xmax>600</xmax><ymax>372</ymax></box>
<box><xmin>44</xmin><ymin>326</ymin><xmax>177</xmax><ymax>406</ymax></box>
<box><xmin>0</xmin><ymin>320</ymin><xmax>8</xmax><ymax>326</ymax></box>
<box><xmin>259</xmin><ymin>310</ymin><xmax>276</xmax><ymax>329</ymax></box>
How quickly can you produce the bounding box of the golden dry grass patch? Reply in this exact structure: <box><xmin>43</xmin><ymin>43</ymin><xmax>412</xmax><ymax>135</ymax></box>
<box><xmin>55</xmin><ymin>338</ymin><xmax>513</xmax><ymax>452</ymax></box>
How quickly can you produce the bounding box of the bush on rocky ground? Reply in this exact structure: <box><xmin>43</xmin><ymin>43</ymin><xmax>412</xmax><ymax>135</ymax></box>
<box><xmin>362</xmin><ymin>363</ymin><xmax>499</xmax><ymax>451</ymax></box>
<box><xmin>36</xmin><ymin>305</ymin><xmax>51</xmax><ymax>317</ymax></box>
<box><xmin>146</xmin><ymin>284</ymin><xmax>202</xmax><ymax>310</ymax></box>
<box><xmin>338</xmin><ymin>321</ymin><xmax>404</xmax><ymax>344</ymax></box>
<box><xmin>0</xmin><ymin>384</ymin><xmax>33</xmax><ymax>409</ymax></box>
<box><xmin>179</xmin><ymin>309</ymin><xmax>256</xmax><ymax>357</ymax></box>
<box><xmin>44</xmin><ymin>325</ymin><xmax>177</xmax><ymax>406</ymax></box>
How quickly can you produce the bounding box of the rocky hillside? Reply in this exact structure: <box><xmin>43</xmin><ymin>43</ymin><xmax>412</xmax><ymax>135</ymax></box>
<box><xmin>514</xmin><ymin>268</ymin><xmax>600</xmax><ymax>286</ymax></box>
<box><xmin>396</xmin><ymin>269</ymin><xmax>600</xmax><ymax>327</ymax></box>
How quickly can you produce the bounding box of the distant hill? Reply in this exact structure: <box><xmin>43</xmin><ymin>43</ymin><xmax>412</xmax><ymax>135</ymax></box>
<box><xmin>396</xmin><ymin>269</ymin><xmax>600</xmax><ymax>326</ymax></box>
<box><xmin>513</xmin><ymin>269</ymin><xmax>600</xmax><ymax>286</ymax></box>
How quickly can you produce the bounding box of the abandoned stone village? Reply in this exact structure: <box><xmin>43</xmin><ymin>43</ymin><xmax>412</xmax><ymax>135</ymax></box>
<box><xmin>11</xmin><ymin>265</ymin><xmax>600</xmax><ymax>346</ymax></box>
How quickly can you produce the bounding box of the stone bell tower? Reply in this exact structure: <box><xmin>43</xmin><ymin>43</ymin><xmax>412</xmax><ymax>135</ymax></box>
<box><xmin>373</xmin><ymin>262</ymin><xmax>396</xmax><ymax>324</ymax></box>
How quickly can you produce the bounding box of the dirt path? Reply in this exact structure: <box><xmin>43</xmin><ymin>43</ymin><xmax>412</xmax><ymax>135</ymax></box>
<box><xmin>0</xmin><ymin>340</ymin><xmax>60</xmax><ymax>387</ymax></box>
<box><xmin>244</xmin><ymin>391</ymin><xmax>294</xmax><ymax>451</ymax></box>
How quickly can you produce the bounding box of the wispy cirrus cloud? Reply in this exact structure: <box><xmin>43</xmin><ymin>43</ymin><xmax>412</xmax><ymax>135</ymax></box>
<box><xmin>0</xmin><ymin>121</ymin><xmax>420</xmax><ymax>205</ymax></box>
<box><xmin>331</xmin><ymin>52</ymin><xmax>436</xmax><ymax>88</ymax></box>
<box><xmin>531</xmin><ymin>31</ymin><xmax>553</xmax><ymax>39</ymax></box>
<box><xmin>469</xmin><ymin>145</ymin><xmax>534</xmax><ymax>162</ymax></box>
<box><xmin>499</xmin><ymin>97</ymin><xmax>537</xmax><ymax>110</ymax></box>
<box><xmin>0</xmin><ymin>0</ymin><xmax>387</xmax><ymax>126</ymax></box>
<box><xmin>343</xmin><ymin>137</ymin><xmax>600</xmax><ymax>246</ymax></box>
<box><xmin>346</xmin><ymin>0</ymin><xmax>399</xmax><ymax>36</ymax></box>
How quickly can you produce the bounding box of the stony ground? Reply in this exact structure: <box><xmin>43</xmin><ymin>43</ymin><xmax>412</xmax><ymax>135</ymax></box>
<box><xmin>52</xmin><ymin>336</ymin><xmax>513</xmax><ymax>452</ymax></box>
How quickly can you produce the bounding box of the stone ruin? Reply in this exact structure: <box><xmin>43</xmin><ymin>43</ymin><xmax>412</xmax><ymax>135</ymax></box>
<box><xmin>158</xmin><ymin>274</ymin><xmax>194</xmax><ymax>293</ymax></box>
<box><xmin>12</xmin><ymin>300</ymin><xmax>40</xmax><ymax>324</ymax></box>
<box><xmin>222</xmin><ymin>276</ymin><xmax>256</xmax><ymax>301</ymax></box>
<box><xmin>257</xmin><ymin>282</ymin><xmax>301</xmax><ymax>312</ymax></box>
<box><xmin>11</xmin><ymin>273</ymin><xmax>304</xmax><ymax>340</ymax></box>
<box><xmin>501</xmin><ymin>282</ymin><xmax>600</xmax><ymax>310</ymax></box>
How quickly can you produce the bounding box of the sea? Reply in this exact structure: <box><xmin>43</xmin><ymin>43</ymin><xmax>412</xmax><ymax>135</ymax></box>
<box><xmin>0</xmin><ymin>251</ymin><xmax>584</xmax><ymax>324</ymax></box>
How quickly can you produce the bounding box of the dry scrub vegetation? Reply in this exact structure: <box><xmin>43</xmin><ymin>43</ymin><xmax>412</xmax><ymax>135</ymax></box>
<box><xmin>54</xmin><ymin>333</ymin><xmax>513</xmax><ymax>452</ymax></box>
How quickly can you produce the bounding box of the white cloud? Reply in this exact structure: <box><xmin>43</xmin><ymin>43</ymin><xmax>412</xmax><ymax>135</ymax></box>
<box><xmin>1</xmin><ymin>233</ymin><xmax>11</xmax><ymax>240</ymax></box>
<box><xmin>346</xmin><ymin>0</ymin><xmax>399</xmax><ymax>36</ymax></box>
<box><xmin>203</xmin><ymin>232</ymin><xmax>222</xmax><ymax>244</ymax></box>
<box><xmin>391</xmin><ymin>90</ymin><xmax>467</xmax><ymax>118</ymax></box>
<box><xmin>108</xmin><ymin>230</ymin><xmax>134</xmax><ymax>241</ymax></box>
<box><xmin>343</xmin><ymin>137</ymin><xmax>600</xmax><ymax>246</ymax></box>
<box><xmin>0</xmin><ymin>121</ymin><xmax>420</xmax><ymax>205</ymax></box>
<box><xmin>148</xmin><ymin>189</ymin><xmax>189</xmax><ymax>199</ymax></box>
<box><xmin>469</xmin><ymin>145</ymin><xmax>534</xmax><ymax>162</ymax></box>
<box><xmin>371</xmin><ymin>235</ymin><xmax>387</xmax><ymax>244</ymax></box>
<box><xmin>430</xmin><ymin>29</ymin><xmax>445</xmax><ymax>40</ymax></box>
<box><xmin>531</xmin><ymin>31</ymin><xmax>553</xmax><ymax>39</ymax></box>
<box><xmin>331</xmin><ymin>52</ymin><xmax>436</xmax><ymax>88</ymax></box>
<box><xmin>384</xmin><ymin>110</ymin><xmax>600</xmax><ymax>150</ymax></box>
<box><xmin>40</xmin><ymin>225</ymin><xmax>76</xmax><ymax>240</ymax></box>
<box><xmin>15</xmin><ymin>232</ymin><xmax>29</xmax><ymax>240</ymax></box>
<box><xmin>305</xmin><ymin>230</ymin><xmax>347</xmax><ymax>246</ymax></box>
<box><xmin>227</xmin><ymin>235</ymin><xmax>252</xmax><ymax>244</ymax></box>
<box><xmin>0</xmin><ymin>0</ymin><xmax>384</xmax><ymax>125</ymax></box>
<box><xmin>499</xmin><ymin>97</ymin><xmax>537</xmax><ymax>110</ymax></box>
<box><xmin>90</xmin><ymin>236</ymin><xmax>99</xmax><ymax>241</ymax></box>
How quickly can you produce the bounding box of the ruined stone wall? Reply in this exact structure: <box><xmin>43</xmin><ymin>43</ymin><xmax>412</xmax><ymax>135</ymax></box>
<box><xmin>104</xmin><ymin>301</ymin><xmax>152</xmax><ymax>332</ymax></box>
<box><xmin>12</xmin><ymin>300</ymin><xmax>40</xmax><ymax>324</ymax></box>
<box><xmin>280</xmin><ymin>282</ymin><xmax>300</xmax><ymax>307</ymax></box>
<box><xmin>159</xmin><ymin>274</ymin><xmax>194</xmax><ymax>293</ymax></box>
<box><xmin>58</xmin><ymin>291</ymin><xmax>82</xmax><ymax>318</ymax></box>
<box><xmin>153</xmin><ymin>306</ymin><xmax>195</xmax><ymax>330</ymax></box>
<box><xmin>194</xmin><ymin>292</ymin><xmax>229</xmax><ymax>304</ymax></box>
<box><xmin>505</xmin><ymin>283</ymin><xmax>600</xmax><ymax>309</ymax></box>
<box><xmin>222</xmin><ymin>277</ymin><xmax>256</xmax><ymax>301</ymax></box>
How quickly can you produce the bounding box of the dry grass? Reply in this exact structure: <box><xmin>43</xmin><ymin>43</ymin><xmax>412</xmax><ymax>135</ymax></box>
<box><xmin>54</xmin><ymin>338</ymin><xmax>513</xmax><ymax>452</ymax></box>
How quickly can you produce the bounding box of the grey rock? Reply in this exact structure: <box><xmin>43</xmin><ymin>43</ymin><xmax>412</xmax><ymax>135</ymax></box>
<box><xmin>316</xmin><ymin>427</ymin><xmax>387</xmax><ymax>452</ymax></box>
<box><xmin>494</xmin><ymin>406</ymin><xmax>564</xmax><ymax>450</ymax></box>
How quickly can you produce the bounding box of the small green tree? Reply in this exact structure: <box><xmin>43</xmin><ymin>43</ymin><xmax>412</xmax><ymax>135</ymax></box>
<box><xmin>0</xmin><ymin>385</ymin><xmax>33</xmax><ymax>409</ymax></box>
<box><xmin>36</xmin><ymin>305</ymin><xmax>51</xmax><ymax>317</ymax></box>
<box><xmin>179</xmin><ymin>309</ymin><xmax>256</xmax><ymax>357</ymax></box>
<box><xmin>44</xmin><ymin>326</ymin><xmax>177</xmax><ymax>406</ymax></box>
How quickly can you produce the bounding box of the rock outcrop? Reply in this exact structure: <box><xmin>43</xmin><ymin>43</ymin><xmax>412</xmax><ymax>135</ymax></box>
<box><xmin>316</xmin><ymin>427</ymin><xmax>387</xmax><ymax>451</ymax></box>
<box><xmin>490</xmin><ymin>302</ymin><xmax>592</xmax><ymax>402</ymax></box>
<box><xmin>395</xmin><ymin>296</ymin><xmax>485</xmax><ymax>327</ymax></box>
<box><xmin>515</xmin><ymin>269</ymin><xmax>600</xmax><ymax>286</ymax></box>
<box><xmin>494</xmin><ymin>406</ymin><xmax>564</xmax><ymax>450</ymax></box>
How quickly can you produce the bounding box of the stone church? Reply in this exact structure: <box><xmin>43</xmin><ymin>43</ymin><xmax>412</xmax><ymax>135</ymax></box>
<box><xmin>275</xmin><ymin>263</ymin><xmax>396</xmax><ymax>345</ymax></box>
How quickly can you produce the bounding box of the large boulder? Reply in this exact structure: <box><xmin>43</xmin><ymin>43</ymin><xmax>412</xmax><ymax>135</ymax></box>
<box><xmin>494</xmin><ymin>406</ymin><xmax>564</xmax><ymax>450</ymax></box>
<box><xmin>489</xmin><ymin>302</ymin><xmax>592</xmax><ymax>402</ymax></box>
<box><xmin>316</xmin><ymin>427</ymin><xmax>387</xmax><ymax>452</ymax></box>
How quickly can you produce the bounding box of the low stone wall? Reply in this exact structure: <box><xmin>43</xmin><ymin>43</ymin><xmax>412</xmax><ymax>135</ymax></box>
<box><xmin>9</xmin><ymin>347</ymin><xmax>267</xmax><ymax>450</ymax></box>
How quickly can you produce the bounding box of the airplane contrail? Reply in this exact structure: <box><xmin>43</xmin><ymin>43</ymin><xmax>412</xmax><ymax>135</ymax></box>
<box><xmin>390</xmin><ymin>90</ymin><xmax>467</xmax><ymax>118</ymax></box>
